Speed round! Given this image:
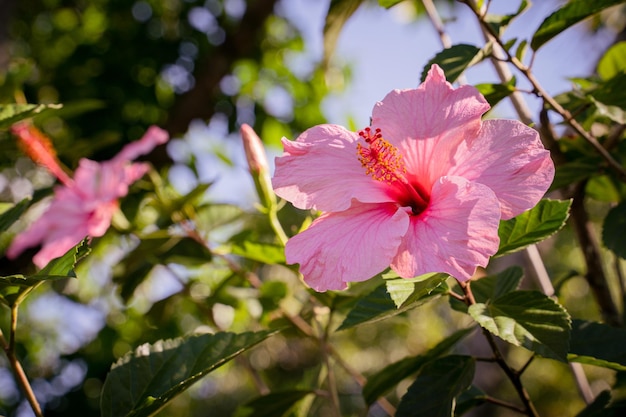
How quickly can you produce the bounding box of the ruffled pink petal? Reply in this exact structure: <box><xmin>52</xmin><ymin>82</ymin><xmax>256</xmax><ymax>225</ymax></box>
<box><xmin>371</xmin><ymin>65</ymin><xmax>490</xmax><ymax>184</ymax></box>
<box><xmin>285</xmin><ymin>202</ymin><xmax>410</xmax><ymax>291</ymax></box>
<box><xmin>273</xmin><ymin>124</ymin><xmax>393</xmax><ymax>211</ymax></box>
<box><xmin>112</xmin><ymin>125</ymin><xmax>169</xmax><ymax>163</ymax></box>
<box><xmin>391</xmin><ymin>176</ymin><xmax>501</xmax><ymax>282</ymax></box>
<box><xmin>448</xmin><ymin>119</ymin><xmax>555</xmax><ymax>219</ymax></box>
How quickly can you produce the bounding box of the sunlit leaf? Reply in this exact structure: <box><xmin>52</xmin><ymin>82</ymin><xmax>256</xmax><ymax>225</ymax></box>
<box><xmin>100</xmin><ymin>330</ymin><xmax>277</xmax><ymax>417</ymax></box>
<box><xmin>421</xmin><ymin>44</ymin><xmax>489</xmax><ymax>83</ymax></box>
<box><xmin>323</xmin><ymin>0</ymin><xmax>365</xmax><ymax>65</ymax></box>
<box><xmin>531</xmin><ymin>0</ymin><xmax>626</xmax><ymax>50</ymax></box>
<box><xmin>598</xmin><ymin>41</ymin><xmax>626</xmax><ymax>80</ymax></box>
<box><xmin>475</xmin><ymin>79</ymin><xmax>516</xmax><ymax>108</ymax></box>
<box><xmin>363</xmin><ymin>328</ymin><xmax>473</xmax><ymax>405</ymax></box>
<box><xmin>396</xmin><ymin>355</ymin><xmax>475</xmax><ymax>417</ymax></box>
<box><xmin>337</xmin><ymin>275</ymin><xmax>448</xmax><ymax>330</ymax></box>
<box><xmin>469</xmin><ymin>290</ymin><xmax>571</xmax><ymax>361</ymax></box>
<box><xmin>233</xmin><ymin>390</ymin><xmax>314</xmax><ymax>417</ymax></box>
<box><xmin>496</xmin><ymin>199</ymin><xmax>571</xmax><ymax>256</ymax></box>
<box><xmin>603</xmin><ymin>202</ymin><xmax>626</xmax><ymax>259</ymax></box>
<box><xmin>569</xmin><ymin>320</ymin><xmax>626</xmax><ymax>371</ymax></box>
<box><xmin>385</xmin><ymin>272</ymin><xmax>449</xmax><ymax>307</ymax></box>
<box><xmin>230</xmin><ymin>240</ymin><xmax>285</xmax><ymax>264</ymax></box>
<box><xmin>0</xmin><ymin>103</ymin><xmax>63</xmax><ymax>129</ymax></box>
<box><xmin>378</xmin><ymin>0</ymin><xmax>404</xmax><ymax>8</ymax></box>
<box><xmin>0</xmin><ymin>238</ymin><xmax>89</xmax><ymax>306</ymax></box>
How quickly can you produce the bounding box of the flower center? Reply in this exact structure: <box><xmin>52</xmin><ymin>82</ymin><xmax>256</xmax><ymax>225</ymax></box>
<box><xmin>357</xmin><ymin>127</ymin><xmax>430</xmax><ymax>215</ymax></box>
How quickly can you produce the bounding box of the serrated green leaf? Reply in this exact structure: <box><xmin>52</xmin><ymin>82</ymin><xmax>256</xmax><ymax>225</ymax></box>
<box><xmin>603</xmin><ymin>202</ymin><xmax>626</xmax><ymax>259</ymax></box>
<box><xmin>421</xmin><ymin>44</ymin><xmax>488</xmax><ymax>83</ymax></box>
<box><xmin>568</xmin><ymin>320</ymin><xmax>626</xmax><ymax>371</ymax></box>
<box><xmin>475</xmin><ymin>79</ymin><xmax>516</xmax><ymax>108</ymax></box>
<box><xmin>455</xmin><ymin>385</ymin><xmax>487</xmax><ymax>416</ymax></box>
<box><xmin>0</xmin><ymin>198</ymin><xmax>30</xmax><ymax>233</ymax></box>
<box><xmin>230</xmin><ymin>240</ymin><xmax>285</xmax><ymax>264</ymax></box>
<box><xmin>591</xmin><ymin>72</ymin><xmax>626</xmax><ymax>111</ymax></box>
<box><xmin>100</xmin><ymin>330</ymin><xmax>276</xmax><ymax>417</ymax></box>
<box><xmin>233</xmin><ymin>390</ymin><xmax>313</xmax><ymax>417</ymax></box>
<box><xmin>323</xmin><ymin>0</ymin><xmax>364</xmax><ymax>65</ymax></box>
<box><xmin>396</xmin><ymin>355</ymin><xmax>475</xmax><ymax>417</ymax></box>
<box><xmin>385</xmin><ymin>272</ymin><xmax>449</xmax><ymax>307</ymax></box>
<box><xmin>469</xmin><ymin>290</ymin><xmax>571</xmax><ymax>361</ymax></box>
<box><xmin>363</xmin><ymin>328</ymin><xmax>473</xmax><ymax>405</ymax></box>
<box><xmin>0</xmin><ymin>239</ymin><xmax>89</xmax><ymax>306</ymax></box>
<box><xmin>496</xmin><ymin>199</ymin><xmax>571</xmax><ymax>256</ymax></box>
<box><xmin>550</xmin><ymin>158</ymin><xmax>602</xmax><ymax>191</ymax></box>
<box><xmin>531</xmin><ymin>0</ymin><xmax>626</xmax><ymax>50</ymax></box>
<box><xmin>598</xmin><ymin>41</ymin><xmax>626</xmax><ymax>81</ymax></box>
<box><xmin>451</xmin><ymin>267</ymin><xmax>524</xmax><ymax>313</ymax></box>
<box><xmin>337</xmin><ymin>275</ymin><xmax>448</xmax><ymax>330</ymax></box>
<box><xmin>0</xmin><ymin>103</ymin><xmax>63</xmax><ymax>129</ymax></box>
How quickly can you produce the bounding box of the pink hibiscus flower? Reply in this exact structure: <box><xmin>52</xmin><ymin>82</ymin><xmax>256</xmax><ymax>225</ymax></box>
<box><xmin>7</xmin><ymin>125</ymin><xmax>169</xmax><ymax>268</ymax></box>
<box><xmin>272</xmin><ymin>65</ymin><xmax>554</xmax><ymax>292</ymax></box>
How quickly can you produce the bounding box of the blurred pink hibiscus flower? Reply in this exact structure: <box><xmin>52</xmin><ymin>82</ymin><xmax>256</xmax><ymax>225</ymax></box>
<box><xmin>7</xmin><ymin>125</ymin><xmax>169</xmax><ymax>268</ymax></box>
<box><xmin>272</xmin><ymin>64</ymin><xmax>554</xmax><ymax>292</ymax></box>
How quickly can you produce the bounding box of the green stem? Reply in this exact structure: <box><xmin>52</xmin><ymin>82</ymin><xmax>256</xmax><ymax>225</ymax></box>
<box><xmin>460</xmin><ymin>281</ymin><xmax>540</xmax><ymax>417</ymax></box>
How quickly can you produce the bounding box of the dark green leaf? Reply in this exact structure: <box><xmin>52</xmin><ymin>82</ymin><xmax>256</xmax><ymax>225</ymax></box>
<box><xmin>450</xmin><ymin>267</ymin><xmax>523</xmax><ymax>313</ymax></box>
<box><xmin>396</xmin><ymin>355</ymin><xmax>475</xmax><ymax>417</ymax></box>
<box><xmin>455</xmin><ymin>385</ymin><xmax>488</xmax><ymax>416</ymax></box>
<box><xmin>0</xmin><ymin>198</ymin><xmax>30</xmax><ymax>233</ymax></box>
<box><xmin>531</xmin><ymin>0</ymin><xmax>626</xmax><ymax>50</ymax></box>
<box><xmin>475</xmin><ymin>79</ymin><xmax>516</xmax><ymax>108</ymax></box>
<box><xmin>591</xmin><ymin>72</ymin><xmax>626</xmax><ymax>111</ymax></box>
<box><xmin>598</xmin><ymin>41</ymin><xmax>626</xmax><ymax>80</ymax></box>
<box><xmin>569</xmin><ymin>320</ymin><xmax>626</xmax><ymax>371</ymax></box>
<box><xmin>100</xmin><ymin>330</ymin><xmax>277</xmax><ymax>417</ymax></box>
<box><xmin>363</xmin><ymin>328</ymin><xmax>473</xmax><ymax>405</ymax></box>
<box><xmin>421</xmin><ymin>44</ymin><xmax>488</xmax><ymax>83</ymax></box>
<box><xmin>485</xmin><ymin>0</ymin><xmax>529</xmax><ymax>36</ymax></box>
<box><xmin>323</xmin><ymin>0</ymin><xmax>365</xmax><ymax>65</ymax></box>
<box><xmin>496</xmin><ymin>199</ymin><xmax>571</xmax><ymax>256</ymax></box>
<box><xmin>550</xmin><ymin>159</ymin><xmax>602</xmax><ymax>191</ymax></box>
<box><xmin>233</xmin><ymin>390</ymin><xmax>313</xmax><ymax>417</ymax></box>
<box><xmin>337</xmin><ymin>274</ymin><xmax>448</xmax><ymax>330</ymax></box>
<box><xmin>603</xmin><ymin>202</ymin><xmax>626</xmax><ymax>259</ymax></box>
<box><xmin>0</xmin><ymin>103</ymin><xmax>63</xmax><ymax>129</ymax></box>
<box><xmin>575</xmin><ymin>390</ymin><xmax>612</xmax><ymax>417</ymax></box>
<box><xmin>469</xmin><ymin>290</ymin><xmax>571</xmax><ymax>361</ymax></box>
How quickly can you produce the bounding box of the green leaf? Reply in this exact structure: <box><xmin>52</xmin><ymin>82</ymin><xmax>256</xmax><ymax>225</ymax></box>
<box><xmin>378</xmin><ymin>0</ymin><xmax>404</xmax><ymax>8</ymax></box>
<box><xmin>603</xmin><ymin>202</ymin><xmax>626</xmax><ymax>259</ymax></box>
<box><xmin>385</xmin><ymin>272</ymin><xmax>449</xmax><ymax>307</ymax></box>
<box><xmin>421</xmin><ymin>44</ymin><xmax>489</xmax><ymax>83</ymax></box>
<box><xmin>569</xmin><ymin>320</ymin><xmax>626</xmax><ymax>371</ymax></box>
<box><xmin>475</xmin><ymin>79</ymin><xmax>516</xmax><ymax>108</ymax></box>
<box><xmin>455</xmin><ymin>385</ymin><xmax>488</xmax><ymax>416</ymax></box>
<box><xmin>450</xmin><ymin>267</ymin><xmax>523</xmax><ymax>313</ymax></box>
<box><xmin>531</xmin><ymin>0</ymin><xmax>626</xmax><ymax>50</ymax></box>
<box><xmin>598</xmin><ymin>41</ymin><xmax>626</xmax><ymax>81</ymax></box>
<box><xmin>230</xmin><ymin>240</ymin><xmax>286</xmax><ymax>264</ymax></box>
<box><xmin>396</xmin><ymin>355</ymin><xmax>475</xmax><ymax>417</ymax></box>
<box><xmin>100</xmin><ymin>330</ymin><xmax>276</xmax><ymax>417</ymax></box>
<box><xmin>0</xmin><ymin>103</ymin><xmax>63</xmax><ymax>129</ymax></box>
<box><xmin>233</xmin><ymin>390</ymin><xmax>313</xmax><ymax>417</ymax></box>
<box><xmin>469</xmin><ymin>290</ymin><xmax>571</xmax><ymax>361</ymax></box>
<box><xmin>575</xmin><ymin>390</ymin><xmax>611</xmax><ymax>417</ymax></box>
<box><xmin>337</xmin><ymin>274</ymin><xmax>448</xmax><ymax>330</ymax></box>
<box><xmin>363</xmin><ymin>328</ymin><xmax>473</xmax><ymax>405</ymax></box>
<box><xmin>496</xmin><ymin>199</ymin><xmax>572</xmax><ymax>257</ymax></box>
<box><xmin>591</xmin><ymin>72</ymin><xmax>626</xmax><ymax>111</ymax></box>
<box><xmin>0</xmin><ymin>239</ymin><xmax>89</xmax><ymax>306</ymax></box>
<box><xmin>485</xmin><ymin>0</ymin><xmax>529</xmax><ymax>36</ymax></box>
<box><xmin>0</xmin><ymin>198</ymin><xmax>30</xmax><ymax>233</ymax></box>
<box><xmin>515</xmin><ymin>39</ymin><xmax>528</xmax><ymax>62</ymax></box>
<box><xmin>323</xmin><ymin>0</ymin><xmax>365</xmax><ymax>65</ymax></box>
<box><xmin>550</xmin><ymin>158</ymin><xmax>602</xmax><ymax>191</ymax></box>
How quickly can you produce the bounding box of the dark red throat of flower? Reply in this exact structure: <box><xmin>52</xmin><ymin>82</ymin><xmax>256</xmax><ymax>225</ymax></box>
<box><xmin>357</xmin><ymin>127</ymin><xmax>430</xmax><ymax>215</ymax></box>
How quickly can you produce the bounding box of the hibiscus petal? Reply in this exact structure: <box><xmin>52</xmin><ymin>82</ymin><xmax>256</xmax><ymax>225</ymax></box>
<box><xmin>113</xmin><ymin>125</ymin><xmax>169</xmax><ymax>163</ymax></box>
<box><xmin>448</xmin><ymin>119</ymin><xmax>555</xmax><ymax>219</ymax></box>
<box><xmin>285</xmin><ymin>202</ymin><xmax>410</xmax><ymax>291</ymax></box>
<box><xmin>273</xmin><ymin>124</ymin><xmax>392</xmax><ymax>211</ymax></box>
<box><xmin>391</xmin><ymin>176</ymin><xmax>500</xmax><ymax>282</ymax></box>
<box><xmin>371</xmin><ymin>65</ymin><xmax>490</xmax><ymax>184</ymax></box>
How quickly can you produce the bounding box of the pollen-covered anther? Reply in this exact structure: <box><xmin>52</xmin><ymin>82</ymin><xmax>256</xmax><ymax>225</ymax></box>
<box><xmin>357</xmin><ymin>127</ymin><xmax>406</xmax><ymax>183</ymax></box>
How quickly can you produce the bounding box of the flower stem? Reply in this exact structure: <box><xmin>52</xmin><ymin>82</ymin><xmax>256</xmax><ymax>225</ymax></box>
<box><xmin>0</xmin><ymin>307</ymin><xmax>44</xmax><ymax>417</ymax></box>
<box><xmin>460</xmin><ymin>281</ymin><xmax>540</xmax><ymax>417</ymax></box>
